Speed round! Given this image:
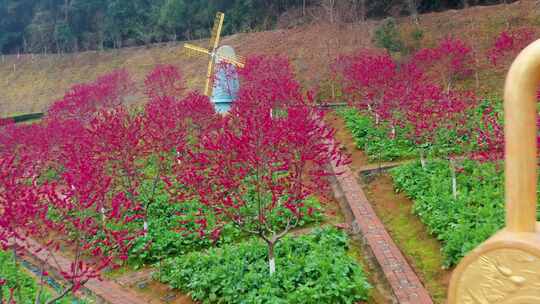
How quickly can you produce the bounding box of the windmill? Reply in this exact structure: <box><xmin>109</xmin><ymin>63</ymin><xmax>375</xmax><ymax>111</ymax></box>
<box><xmin>184</xmin><ymin>12</ymin><xmax>246</xmax><ymax>97</ymax></box>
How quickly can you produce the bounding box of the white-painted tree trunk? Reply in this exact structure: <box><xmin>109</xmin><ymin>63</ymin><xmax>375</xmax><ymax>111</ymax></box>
<box><xmin>143</xmin><ymin>220</ymin><xmax>148</xmax><ymax>236</ymax></box>
<box><xmin>269</xmin><ymin>257</ymin><xmax>276</xmax><ymax>275</ymax></box>
<box><xmin>450</xmin><ymin>159</ymin><xmax>458</xmax><ymax>199</ymax></box>
<box><xmin>268</xmin><ymin>242</ymin><xmax>276</xmax><ymax>275</ymax></box>
<box><xmin>420</xmin><ymin>149</ymin><xmax>426</xmax><ymax>169</ymax></box>
<box><xmin>452</xmin><ymin>173</ymin><xmax>457</xmax><ymax>199</ymax></box>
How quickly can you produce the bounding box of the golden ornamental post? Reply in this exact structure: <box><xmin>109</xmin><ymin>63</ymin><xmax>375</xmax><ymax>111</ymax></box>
<box><xmin>448</xmin><ymin>40</ymin><xmax>540</xmax><ymax>303</ymax></box>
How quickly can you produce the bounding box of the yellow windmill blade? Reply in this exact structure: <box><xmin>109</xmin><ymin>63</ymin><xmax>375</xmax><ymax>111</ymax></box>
<box><xmin>208</xmin><ymin>12</ymin><xmax>225</xmax><ymax>52</ymax></box>
<box><xmin>204</xmin><ymin>57</ymin><xmax>215</xmax><ymax>97</ymax></box>
<box><xmin>216</xmin><ymin>54</ymin><xmax>245</xmax><ymax>68</ymax></box>
<box><xmin>224</xmin><ymin>54</ymin><xmax>246</xmax><ymax>66</ymax></box>
<box><xmin>184</xmin><ymin>43</ymin><xmax>211</xmax><ymax>57</ymax></box>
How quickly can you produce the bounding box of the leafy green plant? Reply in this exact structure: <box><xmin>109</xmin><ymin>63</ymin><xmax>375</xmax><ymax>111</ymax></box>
<box><xmin>0</xmin><ymin>250</ymin><xmax>81</xmax><ymax>303</ymax></box>
<box><xmin>390</xmin><ymin>159</ymin><xmax>540</xmax><ymax>266</ymax></box>
<box><xmin>339</xmin><ymin>107</ymin><xmax>471</xmax><ymax>163</ymax></box>
<box><xmin>159</xmin><ymin>228</ymin><xmax>370</xmax><ymax>304</ymax></box>
<box><xmin>409</xmin><ymin>27</ymin><xmax>424</xmax><ymax>51</ymax></box>
<box><xmin>130</xmin><ymin>177</ymin><xmax>324</xmax><ymax>267</ymax></box>
<box><xmin>338</xmin><ymin>108</ymin><xmax>416</xmax><ymax>161</ymax></box>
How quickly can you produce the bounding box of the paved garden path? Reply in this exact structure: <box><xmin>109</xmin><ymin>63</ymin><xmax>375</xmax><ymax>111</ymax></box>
<box><xmin>329</xmin><ymin>155</ymin><xmax>434</xmax><ymax>304</ymax></box>
<box><xmin>17</xmin><ymin>238</ymin><xmax>148</xmax><ymax>304</ymax></box>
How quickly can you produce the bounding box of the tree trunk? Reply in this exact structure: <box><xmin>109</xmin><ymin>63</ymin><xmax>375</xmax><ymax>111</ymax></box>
<box><xmin>45</xmin><ymin>284</ymin><xmax>75</xmax><ymax>304</ymax></box>
<box><xmin>268</xmin><ymin>241</ymin><xmax>276</xmax><ymax>275</ymax></box>
<box><xmin>407</xmin><ymin>0</ymin><xmax>419</xmax><ymax>24</ymax></box>
<box><xmin>420</xmin><ymin>149</ymin><xmax>426</xmax><ymax>169</ymax></box>
<box><xmin>64</xmin><ymin>0</ymin><xmax>70</xmax><ymax>21</ymax></box>
<box><xmin>450</xmin><ymin>158</ymin><xmax>458</xmax><ymax>199</ymax></box>
<box><xmin>360</xmin><ymin>0</ymin><xmax>367</xmax><ymax>21</ymax></box>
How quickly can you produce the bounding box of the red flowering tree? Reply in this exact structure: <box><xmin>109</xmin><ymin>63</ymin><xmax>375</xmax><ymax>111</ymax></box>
<box><xmin>0</xmin><ymin>70</ymin><xmax>145</xmax><ymax>303</ymax></box>
<box><xmin>236</xmin><ymin>55</ymin><xmax>305</xmax><ymax>110</ymax></box>
<box><xmin>47</xmin><ymin>69</ymin><xmax>134</xmax><ymax>122</ymax></box>
<box><xmin>403</xmin><ymin>84</ymin><xmax>476</xmax><ymax>164</ymax></box>
<box><xmin>487</xmin><ymin>27</ymin><xmax>535</xmax><ymax>67</ymax></box>
<box><xmin>176</xmin><ymin>93</ymin><xmax>346</xmax><ymax>274</ymax></box>
<box><xmin>138</xmin><ymin>92</ymin><xmax>217</xmax><ymax>237</ymax></box>
<box><xmin>338</xmin><ymin>50</ymin><xmax>397</xmax><ymax>123</ymax></box>
<box><xmin>37</xmin><ymin>125</ymin><xmax>145</xmax><ymax>302</ymax></box>
<box><xmin>144</xmin><ymin>65</ymin><xmax>185</xmax><ymax>99</ymax></box>
<box><xmin>86</xmin><ymin>107</ymin><xmax>152</xmax><ymax>230</ymax></box>
<box><xmin>0</xmin><ymin>121</ymin><xmax>145</xmax><ymax>303</ymax></box>
<box><xmin>0</xmin><ymin>155</ymin><xmax>45</xmax><ymax>250</ymax></box>
<box><xmin>412</xmin><ymin>37</ymin><xmax>474</xmax><ymax>92</ymax></box>
<box><xmin>381</xmin><ymin>62</ymin><xmax>427</xmax><ymax>137</ymax></box>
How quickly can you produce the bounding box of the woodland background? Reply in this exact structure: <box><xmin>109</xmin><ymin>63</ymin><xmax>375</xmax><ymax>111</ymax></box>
<box><xmin>0</xmin><ymin>0</ymin><xmax>515</xmax><ymax>54</ymax></box>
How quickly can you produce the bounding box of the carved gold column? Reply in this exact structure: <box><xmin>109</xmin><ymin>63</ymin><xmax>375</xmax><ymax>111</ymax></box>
<box><xmin>448</xmin><ymin>40</ymin><xmax>540</xmax><ymax>303</ymax></box>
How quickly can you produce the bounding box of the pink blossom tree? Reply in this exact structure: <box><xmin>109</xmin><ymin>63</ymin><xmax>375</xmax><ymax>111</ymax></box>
<box><xmin>144</xmin><ymin>65</ymin><xmax>185</xmax><ymax>99</ymax></box>
<box><xmin>47</xmin><ymin>69</ymin><xmax>134</xmax><ymax>122</ymax></box>
<box><xmin>175</xmin><ymin>72</ymin><xmax>346</xmax><ymax>274</ymax></box>
<box><xmin>338</xmin><ymin>50</ymin><xmax>397</xmax><ymax>123</ymax></box>
<box><xmin>487</xmin><ymin>27</ymin><xmax>535</xmax><ymax>67</ymax></box>
<box><xmin>412</xmin><ymin>37</ymin><xmax>474</xmax><ymax>92</ymax></box>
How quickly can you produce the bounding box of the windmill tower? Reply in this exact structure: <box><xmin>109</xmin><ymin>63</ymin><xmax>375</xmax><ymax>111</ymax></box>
<box><xmin>184</xmin><ymin>12</ymin><xmax>245</xmax><ymax>99</ymax></box>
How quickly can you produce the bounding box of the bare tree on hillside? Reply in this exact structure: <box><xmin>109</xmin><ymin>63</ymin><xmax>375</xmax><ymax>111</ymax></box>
<box><xmin>406</xmin><ymin>0</ymin><xmax>419</xmax><ymax>23</ymax></box>
<box><xmin>359</xmin><ymin>0</ymin><xmax>367</xmax><ymax>21</ymax></box>
<box><xmin>320</xmin><ymin>0</ymin><xmax>337</xmax><ymax>23</ymax></box>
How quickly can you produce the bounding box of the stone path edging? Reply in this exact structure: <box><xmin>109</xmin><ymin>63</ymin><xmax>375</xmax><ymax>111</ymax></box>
<box><xmin>328</xmin><ymin>159</ymin><xmax>434</xmax><ymax>304</ymax></box>
<box><xmin>16</xmin><ymin>238</ymin><xmax>147</xmax><ymax>304</ymax></box>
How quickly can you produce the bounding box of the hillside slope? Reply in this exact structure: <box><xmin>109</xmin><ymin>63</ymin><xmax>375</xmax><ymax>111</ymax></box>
<box><xmin>0</xmin><ymin>1</ymin><xmax>534</xmax><ymax>116</ymax></box>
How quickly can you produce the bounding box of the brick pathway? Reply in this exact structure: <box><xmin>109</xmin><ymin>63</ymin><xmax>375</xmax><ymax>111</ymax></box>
<box><xmin>329</xmin><ymin>159</ymin><xmax>433</xmax><ymax>304</ymax></box>
<box><xmin>16</xmin><ymin>238</ymin><xmax>148</xmax><ymax>304</ymax></box>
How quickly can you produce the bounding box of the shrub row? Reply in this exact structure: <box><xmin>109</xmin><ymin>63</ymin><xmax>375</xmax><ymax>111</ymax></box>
<box><xmin>391</xmin><ymin>159</ymin><xmax>540</xmax><ymax>266</ymax></box>
<box><xmin>339</xmin><ymin>108</ymin><xmax>466</xmax><ymax>162</ymax></box>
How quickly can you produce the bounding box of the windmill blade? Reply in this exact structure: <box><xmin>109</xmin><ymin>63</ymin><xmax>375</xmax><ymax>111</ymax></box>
<box><xmin>215</xmin><ymin>54</ymin><xmax>246</xmax><ymax>68</ymax></box>
<box><xmin>208</xmin><ymin>12</ymin><xmax>225</xmax><ymax>52</ymax></box>
<box><xmin>184</xmin><ymin>43</ymin><xmax>211</xmax><ymax>58</ymax></box>
<box><xmin>204</xmin><ymin>57</ymin><xmax>215</xmax><ymax>97</ymax></box>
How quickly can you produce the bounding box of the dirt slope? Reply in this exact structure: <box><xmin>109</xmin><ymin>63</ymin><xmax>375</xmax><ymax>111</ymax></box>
<box><xmin>0</xmin><ymin>1</ymin><xmax>534</xmax><ymax>116</ymax></box>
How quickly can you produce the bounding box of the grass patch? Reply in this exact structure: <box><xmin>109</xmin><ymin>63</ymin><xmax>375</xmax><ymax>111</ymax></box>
<box><xmin>363</xmin><ymin>174</ymin><xmax>449</xmax><ymax>303</ymax></box>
